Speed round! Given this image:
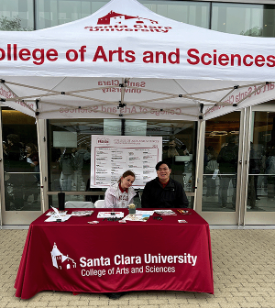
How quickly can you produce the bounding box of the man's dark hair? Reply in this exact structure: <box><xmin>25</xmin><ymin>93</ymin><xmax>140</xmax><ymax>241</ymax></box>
<box><xmin>155</xmin><ymin>161</ymin><xmax>171</xmax><ymax>171</ymax></box>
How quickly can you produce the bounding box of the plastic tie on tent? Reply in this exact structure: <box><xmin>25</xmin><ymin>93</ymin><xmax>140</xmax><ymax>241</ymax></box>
<box><xmin>117</xmin><ymin>101</ymin><xmax>126</xmax><ymax>109</ymax></box>
<box><xmin>0</xmin><ymin>98</ymin><xmax>6</xmax><ymax>102</ymax></box>
<box><xmin>35</xmin><ymin>99</ymin><xmax>40</xmax><ymax>109</ymax></box>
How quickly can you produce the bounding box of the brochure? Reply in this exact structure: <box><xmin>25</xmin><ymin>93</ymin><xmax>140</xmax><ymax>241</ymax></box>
<box><xmin>97</xmin><ymin>212</ymin><xmax>124</xmax><ymax>219</ymax></box>
<box><xmin>45</xmin><ymin>214</ymin><xmax>72</xmax><ymax>222</ymax></box>
<box><xmin>122</xmin><ymin>210</ymin><xmax>154</xmax><ymax>222</ymax></box>
<box><xmin>154</xmin><ymin>210</ymin><xmax>176</xmax><ymax>216</ymax></box>
<box><xmin>45</xmin><ymin>206</ymin><xmax>72</xmax><ymax>222</ymax></box>
<box><xmin>71</xmin><ymin>210</ymin><xmax>94</xmax><ymax>217</ymax></box>
<box><xmin>46</xmin><ymin>210</ymin><xmax>67</xmax><ymax>216</ymax></box>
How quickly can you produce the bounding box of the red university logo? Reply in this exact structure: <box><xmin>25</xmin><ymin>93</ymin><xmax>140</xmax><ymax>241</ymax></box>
<box><xmin>97</xmin><ymin>10</ymin><xmax>158</xmax><ymax>25</ymax></box>
<box><xmin>85</xmin><ymin>10</ymin><xmax>172</xmax><ymax>33</ymax></box>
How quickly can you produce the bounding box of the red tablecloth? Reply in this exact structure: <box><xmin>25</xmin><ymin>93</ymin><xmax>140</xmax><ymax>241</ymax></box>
<box><xmin>15</xmin><ymin>208</ymin><xmax>214</xmax><ymax>299</ymax></box>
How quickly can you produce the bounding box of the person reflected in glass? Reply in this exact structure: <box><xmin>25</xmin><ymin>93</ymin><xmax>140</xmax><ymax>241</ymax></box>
<box><xmin>249</xmin><ymin>142</ymin><xmax>264</xmax><ymax>209</ymax></box>
<box><xmin>74</xmin><ymin>144</ymin><xmax>90</xmax><ymax>192</ymax></box>
<box><xmin>104</xmin><ymin>170</ymin><xmax>136</xmax><ymax>208</ymax></box>
<box><xmin>6</xmin><ymin>134</ymin><xmax>25</xmax><ymax>210</ymax></box>
<box><xmin>205</xmin><ymin>146</ymin><xmax>219</xmax><ymax>197</ymax></box>
<box><xmin>217</xmin><ymin>135</ymin><xmax>238</xmax><ymax>209</ymax></box>
<box><xmin>59</xmin><ymin>148</ymin><xmax>75</xmax><ymax>191</ymax></box>
<box><xmin>24</xmin><ymin>143</ymin><xmax>40</xmax><ymax>204</ymax></box>
<box><xmin>167</xmin><ymin>139</ymin><xmax>179</xmax><ymax>158</ymax></box>
<box><xmin>141</xmin><ymin>161</ymin><xmax>188</xmax><ymax>208</ymax></box>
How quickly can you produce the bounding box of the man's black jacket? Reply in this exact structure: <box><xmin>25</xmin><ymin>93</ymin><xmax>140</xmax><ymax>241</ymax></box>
<box><xmin>141</xmin><ymin>177</ymin><xmax>189</xmax><ymax>208</ymax></box>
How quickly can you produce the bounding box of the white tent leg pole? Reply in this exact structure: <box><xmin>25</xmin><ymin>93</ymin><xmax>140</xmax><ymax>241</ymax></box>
<box><xmin>193</xmin><ymin>120</ymin><xmax>204</xmax><ymax>211</ymax></box>
<box><xmin>36</xmin><ymin>119</ymin><xmax>46</xmax><ymax>213</ymax></box>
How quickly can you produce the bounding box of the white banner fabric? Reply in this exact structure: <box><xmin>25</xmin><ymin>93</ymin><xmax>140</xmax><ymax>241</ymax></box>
<box><xmin>1</xmin><ymin>0</ymin><xmax>275</xmax><ymax>120</ymax></box>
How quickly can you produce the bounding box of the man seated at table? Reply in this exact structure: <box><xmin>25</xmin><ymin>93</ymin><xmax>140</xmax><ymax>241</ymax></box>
<box><xmin>141</xmin><ymin>161</ymin><xmax>189</xmax><ymax>208</ymax></box>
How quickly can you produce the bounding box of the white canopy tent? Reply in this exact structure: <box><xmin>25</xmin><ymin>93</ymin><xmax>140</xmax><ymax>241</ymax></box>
<box><xmin>1</xmin><ymin>0</ymin><xmax>275</xmax><ymax>121</ymax></box>
<box><xmin>1</xmin><ymin>0</ymin><xmax>275</xmax><ymax>212</ymax></box>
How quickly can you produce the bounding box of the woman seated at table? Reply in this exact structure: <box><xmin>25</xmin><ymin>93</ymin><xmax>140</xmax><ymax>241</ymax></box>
<box><xmin>104</xmin><ymin>170</ymin><xmax>136</xmax><ymax>208</ymax></box>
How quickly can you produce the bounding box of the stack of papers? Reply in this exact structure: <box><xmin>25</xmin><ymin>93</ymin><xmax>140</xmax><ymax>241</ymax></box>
<box><xmin>46</xmin><ymin>210</ymin><xmax>67</xmax><ymax>216</ymax></box>
<box><xmin>71</xmin><ymin>211</ymin><xmax>94</xmax><ymax>217</ymax></box>
<box><xmin>154</xmin><ymin>210</ymin><xmax>176</xmax><ymax>216</ymax></box>
<box><xmin>45</xmin><ymin>206</ymin><xmax>71</xmax><ymax>222</ymax></box>
<box><xmin>45</xmin><ymin>214</ymin><xmax>72</xmax><ymax>222</ymax></box>
<box><xmin>123</xmin><ymin>210</ymin><xmax>154</xmax><ymax>222</ymax></box>
<box><xmin>97</xmin><ymin>212</ymin><xmax>124</xmax><ymax>219</ymax></box>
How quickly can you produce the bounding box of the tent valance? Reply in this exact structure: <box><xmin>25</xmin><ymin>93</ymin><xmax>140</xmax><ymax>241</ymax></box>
<box><xmin>1</xmin><ymin>0</ymin><xmax>275</xmax><ymax>120</ymax></box>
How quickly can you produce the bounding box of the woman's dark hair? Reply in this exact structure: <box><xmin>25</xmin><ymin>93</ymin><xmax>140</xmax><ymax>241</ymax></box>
<box><xmin>155</xmin><ymin>161</ymin><xmax>171</xmax><ymax>171</ymax></box>
<box><xmin>7</xmin><ymin>134</ymin><xmax>20</xmax><ymax>144</ymax></box>
<box><xmin>118</xmin><ymin>170</ymin><xmax>136</xmax><ymax>183</ymax></box>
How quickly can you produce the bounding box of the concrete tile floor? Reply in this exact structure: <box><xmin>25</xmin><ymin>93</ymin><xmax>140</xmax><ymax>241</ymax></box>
<box><xmin>0</xmin><ymin>229</ymin><xmax>275</xmax><ymax>308</ymax></box>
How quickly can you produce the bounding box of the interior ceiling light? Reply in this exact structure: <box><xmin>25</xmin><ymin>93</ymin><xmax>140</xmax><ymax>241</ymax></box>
<box><xmin>209</xmin><ymin>131</ymin><xmax>228</xmax><ymax>137</ymax></box>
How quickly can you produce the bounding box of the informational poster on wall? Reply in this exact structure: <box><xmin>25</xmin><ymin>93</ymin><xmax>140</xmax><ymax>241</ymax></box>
<box><xmin>90</xmin><ymin>135</ymin><xmax>162</xmax><ymax>188</ymax></box>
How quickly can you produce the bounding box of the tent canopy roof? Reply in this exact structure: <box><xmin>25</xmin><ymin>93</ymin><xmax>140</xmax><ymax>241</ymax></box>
<box><xmin>1</xmin><ymin>0</ymin><xmax>275</xmax><ymax>120</ymax></box>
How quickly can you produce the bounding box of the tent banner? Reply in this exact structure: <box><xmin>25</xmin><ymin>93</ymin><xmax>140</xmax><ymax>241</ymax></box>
<box><xmin>1</xmin><ymin>0</ymin><xmax>275</xmax><ymax>121</ymax></box>
<box><xmin>1</xmin><ymin>0</ymin><xmax>275</xmax><ymax>81</ymax></box>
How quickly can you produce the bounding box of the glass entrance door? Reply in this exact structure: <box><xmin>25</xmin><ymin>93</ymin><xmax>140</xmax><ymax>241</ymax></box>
<box><xmin>196</xmin><ymin>111</ymin><xmax>243</xmax><ymax>225</ymax></box>
<box><xmin>0</xmin><ymin>107</ymin><xmax>42</xmax><ymax>225</ymax></box>
<box><xmin>245</xmin><ymin>105</ymin><xmax>275</xmax><ymax>225</ymax></box>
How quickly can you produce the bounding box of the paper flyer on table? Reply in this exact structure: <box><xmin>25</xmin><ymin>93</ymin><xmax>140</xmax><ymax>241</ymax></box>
<box><xmin>46</xmin><ymin>210</ymin><xmax>67</xmax><ymax>216</ymax></box>
<box><xmin>71</xmin><ymin>211</ymin><xmax>94</xmax><ymax>216</ymax></box>
<box><xmin>44</xmin><ymin>214</ymin><xmax>72</xmax><ymax>222</ymax></box>
<box><xmin>97</xmin><ymin>212</ymin><xmax>124</xmax><ymax>218</ymax></box>
<box><xmin>122</xmin><ymin>210</ymin><xmax>154</xmax><ymax>222</ymax></box>
<box><xmin>154</xmin><ymin>210</ymin><xmax>176</xmax><ymax>216</ymax></box>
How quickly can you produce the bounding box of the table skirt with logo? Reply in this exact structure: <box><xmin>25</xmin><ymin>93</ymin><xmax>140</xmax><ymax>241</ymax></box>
<box><xmin>15</xmin><ymin>208</ymin><xmax>214</xmax><ymax>299</ymax></box>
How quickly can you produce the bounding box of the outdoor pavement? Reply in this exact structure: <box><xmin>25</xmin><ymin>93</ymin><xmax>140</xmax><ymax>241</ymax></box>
<box><xmin>0</xmin><ymin>228</ymin><xmax>275</xmax><ymax>308</ymax></box>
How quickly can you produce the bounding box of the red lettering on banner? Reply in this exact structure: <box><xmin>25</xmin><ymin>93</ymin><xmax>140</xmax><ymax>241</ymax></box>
<box><xmin>187</xmin><ymin>49</ymin><xmax>200</xmax><ymax>65</ymax></box>
<box><xmin>93</xmin><ymin>46</ymin><xmax>136</xmax><ymax>62</ymax></box>
<box><xmin>218</xmin><ymin>54</ymin><xmax>229</xmax><ymax>66</ymax></box>
<box><xmin>267</xmin><ymin>55</ymin><xmax>275</xmax><ymax>67</ymax></box>
<box><xmin>213</xmin><ymin>50</ymin><xmax>217</xmax><ymax>66</ymax></box>
<box><xmin>93</xmin><ymin>46</ymin><xmax>108</xmax><ymax>62</ymax></box>
<box><xmin>0</xmin><ymin>48</ymin><xmax>5</xmax><ymax>60</ymax></box>
<box><xmin>19</xmin><ymin>49</ymin><xmax>31</xmax><ymax>61</ymax></box>
<box><xmin>46</xmin><ymin>49</ymin><xmax>58</xmax><ymax>62</ymax></box>
<box><xmin>125</xmin><ymin>50</ymin><xmax>136</xmax><ymax>63</ymax></box>
<box><xmin>143</xmin><ymin>49</ymin><xmax>180</xmax><ymax>64</ymax></box>
<box><xmin>231</xmin><ymin>54</ymin><xmax>241</xmax><ymax>66</ymax></box>
<box><xmin>33</xmin><ymin>49</ymin><xmax>44</xmax><ymax>65</ymax></box>
<box><xmin>243</xmin><ymin>55</ymin><xmax>253</xmax><ymax>66</ymax></box>
<box><xmin>187</xmin><ymin>48</ymin><xmax>275</xmax><ymax>69</ymax></box>
<box><xmin>66</xmin><ymin>49</ymin><xmax>78</xmax><ymax>62</ymax></box>
<box><xmin>201</xmin><ymin>53</ymin><xmax>211</xmax><ymax>65</ymax></box>
<box><xmin>0</xmin><ymin>44</ymin><xmax>59</xmax><ymax>65</ymax></box>
<box><xmin>255</xmin><ymin>55</ymin><xmax>265</xmax><ymax>67</ymax></box>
